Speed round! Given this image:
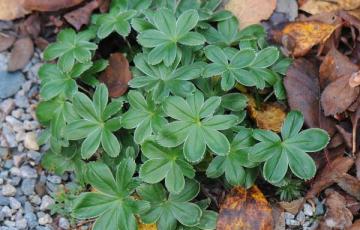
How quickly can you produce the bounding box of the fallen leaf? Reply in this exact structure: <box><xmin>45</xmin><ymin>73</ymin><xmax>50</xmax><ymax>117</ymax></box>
<box><xmin>23</xmin><ymin>0</ymin><xmax>84</xmax><ymax>11</ymax></box>
<box><xmin>335</xmin><ymin>123</ymin><xmax>353</xmax><ymax>150</ymax></box>
<box><xmin>138</xmin><ymin>221</ymin><xmax>157</xmax><ymax>230</ymax></box>
<box><xmin>301</xmin><ymin>0</ymin><xmax>360</xmax><ymax>15</ymax></box>
<box><xmin>319</xmin><ymin>47</ymin><xmax>359</xmax><ymax>89</ymax></box>
<box><xmin>349</xmin><ymin>71</ymin><xmax>360</xmax><ymax>88</ymax></box>
<box><xmin>19</xmin><ymin>14</ymin><xmax>41</xmax><ymax>38</ymax></box>
<box><xmin>34</xmin><ymin>37</ymin><xmax>49</xmax><ymax>50</ymax></box>
<box><xmin>247</xmin><ymin>96</ymin><xmax>286</xmax><ymax>133</ymax></box>
<box><xmin>322</xmin><ymin>189</ymin><xmax>353</xmax><ymax>229</ymax></box>
<box><xmin>0</xmin><ymin>0</ymin><xmax>29</xmax><ymax>20</ymax></box>
<box><xmin>7</xmin><ymin>37</ymin><xmax>34</xmax><ymax>72</ymax></box>
<box><xmin>321</xmin><ymin>74</ymin><xmax>360</xmax><ymax>116</ymax></box>
<box><xmin>306</xmin><ymin>156</ymin><xmax>354</xmax><ymax>199</ymax></box>
<box><xmin>225</xmin><ymin>0</ymin><xmax>276</xmax><ymax>29</ymax></box>
<box><xmin>284</xmin><ymin>59</ymin><xmax>336</xmax><ymax>135</ymax></box>
<box><xmin>99</xmin><ymin>53</ymin><xmax>132</xmax><ymax>98</ymax></box>
<box><xmin>217</xmin><ymin>186</ymin><xmax>273</xmax><ymax>230</ymax></box>
<box><xmin>64</xmin><ymin>0</ymin><xmax>102</xmax><ymax>30</ymax></box>
<box><xmin>282</xmin><ymin>21</ymin><xmax>337</xmax><ymax>57</ymax></box>
<box><xmin>334</xmin><ymin>174</ymin><xmax>360</xmax><ymax>201</ymax></box>
<box><xmin>348</xmin><ymin>219</ymin><xmax>360</xmax><ymax>230</ymax></box>
<box><xmin>272</xmin><ymin>204</ymin><xmax>285</xmax><ymax>230</ymax></box>
<box><xmin>278</xmin><ymin>198</ymin><xmax>305</xmax><ymax>215</ymax></box>
<box><xmin>0</xmin><ymin>34</ymin><xmax>16</xmax><ymax>52</ymax></box>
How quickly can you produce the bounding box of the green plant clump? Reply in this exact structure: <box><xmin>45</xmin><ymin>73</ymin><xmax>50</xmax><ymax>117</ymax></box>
<box><xmin>36</xmin><ymin>0</ymin><xmax>330</xmax><ymax>229</ymax></box>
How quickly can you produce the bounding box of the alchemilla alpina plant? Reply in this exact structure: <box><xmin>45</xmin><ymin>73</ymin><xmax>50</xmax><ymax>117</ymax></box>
<box><xmin>36</xmin><ymin>0</ymin><xmax>329</xmax><ymax>229</ymax></box>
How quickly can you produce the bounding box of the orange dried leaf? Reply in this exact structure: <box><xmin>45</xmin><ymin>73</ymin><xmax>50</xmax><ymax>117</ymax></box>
<box><xmin>138</xmin><ymin>222</ymin><xmax>157</xmax><ymax>230</ymax></box>
<box><xmin>282</xmin><ymin>21</ymin><xmax>337</xmax><ymax>57</ymax></box>
<box><xmin>247</xmin><ymin>96</ymin><xmax>286</xmax><ymax>132</ymax></box>
<box><xmin>217</xmin><ymin>186</ymin><xmax>273</xmax><ymax>230</ymax></box>
<box><xmin>225</xmin><ymin>0</ymin><xmax>276</xmax><ymax>29</ymax></box>
<box><xmin>300</xmin><ymin>0</ymin><xmax>360</xmax><ymax>15</ymax></box>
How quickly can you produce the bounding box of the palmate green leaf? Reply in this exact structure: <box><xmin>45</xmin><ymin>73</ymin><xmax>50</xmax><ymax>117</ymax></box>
<box><xmin>201</xmin><ymin>16</ymin><xmax>240</xmax><ymax>46</ymax></box>
<box><xmin>129</xmin><ymin>54</ymin><xmax>203</xmax><ymax>102</ymax></box>
<box><xmin>137</xmin><ymin>8</ymin><xmax>205</xmax><ymax>66</ymax></box>
<box><xmin>159</xmin><ymin>92</ymin><xmax>238</xmax><ymax>163</ymax></box>
<box><xmin>203</xmin><ymin>45</ymin><xmax>280</xmax><ymax>91</ymax></box>
<box><xmin>139</xmin><ymin>141</ymin><xmax>195</xmax><ymax>193</ymax></box>
<box><xmin>44</xmin><ymin>29</ymin><xmax>97</xmax><ymax>72</ymax></box>
<box><xmin>122</xmin><ymin>91</ymin><xmax>166</xmax><ymax>143</ymax></box>
<box><xmin>65</xmin><ymin>84</ymin><xmax>122</xmax><ymax>159</ymax></box>
<box><xmin>137</xmin><ymin>180</ymin><xmax>202</xmax><ymax>230</ymax></box>
<box><xmin>72</xmin><ymin>159</ymin><xmax>150</xmax><ymax>230</ymax></box>
<box><xmin>248</xmin><ymin>111</ymin><xmax>329</xmax><ymax>183</ymax></box>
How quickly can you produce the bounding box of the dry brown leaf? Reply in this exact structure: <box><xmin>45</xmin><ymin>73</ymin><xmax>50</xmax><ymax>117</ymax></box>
<box><xmin>321</xmin><ymin>74</ymin><xmax>360</xmax><ymax>116</ymax></box>
<box><xmin>348</xmin><ymin>219</ymin><xmax>360</xmax><ymax>230</ymax></box>
<box><xmin>322</xmin><ymin>189</ymin><xmax>353</xmax><ymax>229</ymax></box>
<box><xmin>247</xmin><ymin>96</ymin><xmax>286</xmax><ymax>133</ymax></box>
<box><xmin>306</xmin><ymin>156</ymin><xmax>354</xmax><ymax>199</ymax></box>
<box><xmin>0</xmin><ymin>0</ymin><xmax>29</xmax><ymax>20</ymax></box>
<box><xmin>225</xmin><ymin>0</ymin><xmax>276</xmax><ymax>29</ymax></box>
<box><xmin>64</xmin><ymin>0</ymin><xmax>102</xmax><ymax>30</ymax></box>
<box><xmin>272</xmin><ymin>204</ymin><xmax>285</xmax><ymax>230</ymax></box>
<box><xmin>284</xmin><ymin>59</ymin><xmax>336</xmax><ymax>135</ymax></box>
<box><xmin>0</xmin><ymin>34</ymin><xmax>16</xmax><ymax>52</ymax></box>
<box><xmin>7</xmin><ymin>37</ymin><xmax>34</xmax><ymax>72</ymax></box>
<box><xmin>217</xmin><ymin>186</ymin><xmax>273</xmax><ymax>230</ymax></box>
<box><xmin>278</xmin><ymin>198</ymin><xmax>305</xmax><ymax>215</ymax></box>
<box><xmin>334</xmin><ymin>174</ymin><xmax>360</xmax><ymax>201</ymax></box>
<box><xmin>349</xmin><ymin>71</ymin><xmax>360</xmax><ymax>88</ymax></box>
<box><xmin>20</xmin><ymin>14</ymin><xmax>41</xmax><ymax>39</ymax></box>
<box><xmin>138</xmin><ymin>221</ymin><xmax>157</xmax><ymax>230</ymax></box>
<box><xmin>282</xmin><ymin>21</ymin><xmax>337</xmax><ymax>57</ymax></box>
<box><xmin>99</xmin><ymin>53</ymin><xmax>132</xmax><ymax>98</ymax></box>
<box><xmin>319</xmin><ymin>47</ymin><xmax>359</xmax><ymax>89</ymax></box>
<box><xmin>301</xmin><ymin>0</ymin><xmax>360</xmax><ymax>15</ymax></box>
<box><xmin>23</xmin><ymin>0</ymin><xmax>84</xmax><ymax>11</ymax></box>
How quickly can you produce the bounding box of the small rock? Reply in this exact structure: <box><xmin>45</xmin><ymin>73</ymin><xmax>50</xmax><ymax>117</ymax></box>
<box><xmin>4</xmin><ymin>220</ymin><xmax>15</xmax><ymax>227</ymax></box>
<box><xmin>0</xmin><ymin>195</ymin><xmax>9</xmax><ymax>206</ymax></box>
<box><xmin>284</xmin><ymin>212</ymin><xmax>295</xmax><ymax>219</ymax></box>
<box><xmin>2</xmin><ymin>184</ymin><xmax>17</xmax><ymax>196</ymax></box>
<box><xmin>20</xmin><ymin>165</ymin><xmax>37</xmax><ymax>179</ymax></box>
<box><xmin>15</xmin><ymin>218</ymin><xmax>27</xmax><ymax>229</ymax></box>
<box><xmin>0</xmin><ymin>147</ymin><xmax>10</xmax><ymax>159</ymax></box>
<box><xmin>276</xmin><ymin>0</ymin><xmax>298</xmax><ymax>21</ymax></box>
<box><xmin>59</xmin><ymin>217</ymin><xmax>70</xmax><ymax>230</ymax></box>
<box><xmin>47</xmin><ymin>175</ymin><xmax>61</xmax><ymax>184</ymax></box>
<box><xmin>9</xmin><ymin>197</ymin><xmax>21</xmax><ymax>209</ymax></box>
<box><xmin>14</xmin><ymin>94</ymin><xmax>29</xmax><ymax>108</ymax></box>
<box><xmin>0</xmin><ymin>71</ymin><xmax>25</xmax><ymax>99</ymax></box>
<box><xmin>23</xmin><ymin>132</ymin><xmax>39</xmax><ymax>150</ymax></box>
<box><xmin>296</xmin><ymin>211</ymin><xmax>306</xmax><ymax>224</ymax></box>
<box><xmin>23</xmin><ymin>120</ymin><xmax>39</xmax><ymax>130</ymax></box>
<box><xmin>5</xmin><ymin>116</ymin><xmax>23</xmax><ymax>132</ymax></box>
<box><xmin>21</xmin><ymin>179</ymin><xmax>35</xmax><ymax>195</ymax></box>
<box><xmin>11</xmin><ymin>108</ymin><xmax>23</xmax><ymax>118</ymax></box>
<box><xmin>39</xmin><ymin>195</ymin><xmax>54</xmax><ymax>211</ymax></box>
<box><xmin>0</xmin><ymin>99</ymin><xmax>15</xmax><ymax>115</ymax></box>
<box><xmin>10</xmin><ymin>167</ymin><xmax>21</xmax><ymax>176</ymax></box>
<box><xmin>29</xmin><ymin>195</ymin><xmax>41</xmax><ymax>205</ymax></box>
<box><xmin>2</xmin><ymin>124</ymin><xmax>17</xmax><ymax>147</ymax></box>
<box><xmin>27</xmin><ymin>151</ymin><xmax>41</xmax><ymax>163</ymax></box>
<box><xmin>1</xmin><ymin>206</ymin><xmax>12</xmax><ymax>217</ymax></box>
<box><xmin>304</xmin><ymin>203</ymin><xmax>314</xmax><ymax>216</ymax></box>
<box><xmin>24</xmin><ymin>212</ymin><xmax>37</xmax><ymax>228</ymax></box>
<box><xmin>35</xmin><ymin>182</ymin><xmax>46</xmax><ymax>196</ymax></box>
<box><xmin>38</xmin><ymin>214</ymin><xmax>52</xmax><ymax>225</ymax></box>
<box><xmin>8</xmin><ymin>176</ymin><xmax>21</xmax><ymax>186</ymax></box>
<box><xmin>286</xmin><ymin>219</ymin><xmax>300</xmax><ymax>226</ymax></box>
<box><xmin>13</xmin><ymin>153</ymin><xmax>26</xmax><ymax>167</ymax></box>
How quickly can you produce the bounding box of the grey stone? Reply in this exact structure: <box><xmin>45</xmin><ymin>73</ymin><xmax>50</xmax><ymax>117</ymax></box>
<box><xmin>9</xmin><ymin>197</ymin><xmax>21</xmax><ymax>209</ymax></box>
<box><xmin>47</xmin><ymin>175</ymin><xmax>61</xmax><ymax>184</ymax></box>
<box><xmin>27</xmin><ymin>151</ymin><xmax>42</xmax><ymax>163</ymax></box>
<box><xmin>0</xmin><ymin>147</ymin><xmax>10</xmax><ymax>159</ymax></box>
<box><xmin>0</xmin><ymin>178</ymin><xmax>3</xmax><ymax>185</ymax></box>
<box><xmin>284</xmin><ymin>212</ymin><xmax>295</xmax><ymax>219</ymax></box>
<box><xmin>29</xmin><ymin>195</ymin><xmax>41</xmax><ymax>205</ymax></box>
<box><xmin>276</xmin><ymin>0</ymin><xmax>298</xmax><ymax>21</ymax></box>
<box><xmin>286</xmin><ymin>219</ymin><xmax>300</xmax><ymax>226</ymax></box>
<box><xmin>13</xmin><ymin>153</ymin><xmax>26</xmax><ymax>167</ymax></box>
<box><xmin>38</xmin><ymin>213</ymin><xmax>52</xmax><ymax>225</ymax></box>
<box><xmin>1</xmin><ymin>206</ymin><xmax>12</xmax><ymax>217</ymax></box>
<box><xmin>39</xmin><ymin>195</ymin><xmax>54</xmax><ymax>211</ymax></box>
<box><xmin>2</xmin><ymin>124</ymin><xmax>17</xmax><ymax>148</ymax></box>
<box><xmin>21</xmin><ymin>178</ymin><xmax>35</xmax><ymax>195</ymax></box>
<box><xmin>24</xmin><ymin>201</ymin><xmax>33</xmax><ymax>213</ymax></box>
<box><xmin>4</xmin><ymin>160</ymin><xmax>13</xmax><ymax>169</ymax></box>
<box><xmin>23</xmin><ymin>132</ymin><xmax>39</xmax><ymax>151</ymax></box>
<box><xmin>5</xmin><ymin>116</ymin><xmax>23</xmax><ymax>132</ymax></box>
<box><xmin>20</xmin><ymin>165</ymin><xmax>37</xmax><ymax>179</ymax></box>
<box><xmin>10</xmin><ymin>167</ymin><xmax>21</xmax><ymax>177</ymax></box>
<box><xmin>0</xmin><ymin>71</ymin><xmax>25</xmax><ymax>99</ymax></box>
<box><xmin>14</xmin><ymin>94</ymin><xmax>29</xmax><ymax>108</ymax></box>
<box><xmin>0</xmin><ymin>195</ymin><xmax>9</xmax><ymax>206</ymax></box>
<box><xmin>2</xmin><ymin>184</ymin><xmax>16</xmax><ymax>196</ymax></box>
<box><xmin>11</xmin><ymin>108</ymin><xmax>23</xmax><ymax>119</ymax></box>
<box><xmin>304</xmin><ymin>203</ymin><xmax>314</xmax><ymax>216</ymax></box>
<box><xmin>15</xmin><ymin>218</ymin><xmax>27</xmax><ymax>229</ymax></box>
<box><xmin>24</xmin><ymin>120</ymin><xmax>39</xmax><ymax>130</ymax></box>
<box><xmin>4</xmin><ymin>220</ymin><xmax>15</xmax><ymax>227</ymax></box>
<box><xmin>0</xmin><ymin>99</ymin><xmax>15</xmax><ymax>115</ymax></box>
<box><xmin>9</xmin><ymin>176</ymin><xmax>21</xmax><ymax>186</ymax></box>
<box><xmin>59</xmin><ymin>217</ymin><xmax>70</xmax><ymax>229</ymax></box>
<box><xmin>24</xmin><ymin>212</ymin><xmax>37</xmax><ymax>228</ymax></box>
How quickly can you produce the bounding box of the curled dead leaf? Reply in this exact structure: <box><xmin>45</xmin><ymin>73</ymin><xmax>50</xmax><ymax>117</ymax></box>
<box><xmin>247</xmin><ymin>96</ymin><xmax>286</xmax><ymax>133</ymax></box>
<box><xmin>322</xmin><ymin>189</ymin><xmax>353</xmax><ymax>229</ymax></box>
<box><xmin>334</xmin><ymin>174</ymin><xmax>360</xmax><ymax>201</ymax></box>
<box><xmin>278</xmin><ymin>198</ymin><xmax>305</xmax><ymax>215</ymax></box>
<box><xmin>217</xmin><ymin>186</ymin><xmax>273</xmax><ymax>230</ymax></box>
<box><xmin>64</xmin><ymin>0</ymin><xmax>102</xmax><ymax>30</ymax></box>
<box><xmin>282</xmin><ymin>21</ymin><xmax>337</xmax><ymax>57</ymax></box>
<box><xmin>306</xmin><ymin>156</ymin><xmax>354</xmax><ymax>199</ymax></box>
<box><xmin>0</xmin><ymin>34</ymin><xmax>15</xmax><ymax>52</ymax></box>
<box><xmin>349</xmin><ymin>71</ymin><xmax>360</xmax><ymax>88</ymax></box>
<box><xmin>7</xmin><ymin>37</ymin><xmax>34</xmax><ymax>72</ymax></box>
<box><xmin>321</xmin><ymin>74</ymin><xmax>360</xmax><ymax>116</ymax></box>
<box><xmin>99</xmin><ymin>53</ymin><xmax>132</xmax><ymax>98</ymax></box>
<box><xmin>225</xmin><ymin>0</ymin><xmax>276</xmax><ymax>29</ymax></box>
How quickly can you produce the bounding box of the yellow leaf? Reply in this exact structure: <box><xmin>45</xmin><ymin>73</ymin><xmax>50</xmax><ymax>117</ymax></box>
<box><xmin>225</xmin><ymin>0</ymin><xmax>276</xmax><ymax>29</ymax></box>
<box><xmin>217</xmin><ymin>186</ymin><xmax>273</xmax><ymax>230</ymax></box>
<box><xmin>282</xmin><ymin>21</ymin><xmax>337</xmax><ymax>57</ymax></box>
<box><xmin>247</xmin><ymin>96</ymin><xmax>286</xmax><ymax>132</ymax></box>
<box><xmin>138</xmin><ymin>222</ymin><xmax>157</xmax><ymax>230</ymax></box>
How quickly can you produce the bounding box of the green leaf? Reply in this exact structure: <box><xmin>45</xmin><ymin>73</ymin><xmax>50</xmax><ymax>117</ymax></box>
<box><xmin>281</xmin><ymin>111</ymin><xmax>304</xmax><ymax>140</ymax></box>
<box><xmin>86</xmin><ymin>162</ymin><xmax>117</xmax><ymax>195</ymax></box>
<box><xmin>263</xmin><ymin>149</ymin><xmax>288</xmax><ymax>183</ymax></box>
<box><xmin>202</xmin><ymin>127</ymin><xmax>230</xmax><ymax>155</ymax></box>
<box><xmin>81</xmin><ymin>128</ymin><xmax>102</xmax><ymax>159</ymax></box>
<box><xmin>199</xmin><ymin>96</ymin><xmax>221</xmax><ymax>118</ymax></box>
<box><xmin>251</xmin><ymin>47</ymin><xmax>279</xmax><ymax>68</ymax></box>
<box><xmin>221</xmin><ymin>93</ymin><xmax>247</xmax><ymax>111</ymax></box>
<box><xmin>101</xmin><ymin>129</ymin><xmax>120</xmax><ymax>157</ymax></box>
<box><xmin>178</xmin><ymin>32</ymin><xmax>205</xmax><ymax>46</ymax></box>
<box><xmin>285</xmin><ymin>129</ymin><xmax>330</xmax><ymax>152</ymax></box>
<box><xmin>176</xmin><ymin>9</ymin><xmax>199</xmax><ymax>36</ymax></box>
<box><xmin>231</xmin><ymin>49</ymin><xmax>256</xmax><ymax>68</ymax></box>
<box><xmin>73</xmin><ymin>92</ymin><xmax>99</xmax><ymax>121</ymax></box>
<box><xmin>204</xmin><ymin>45</ymin><xmax>228</xmax><ymax>65</ymax></box>
<box><xmin>183</xmin><ymin>127</ymin><xmax>206</xmax><ymax>163</ymax></box>
<box><xmin>65</xmin><ymin>120</ymin><xmax>98</xmax><ymax>140</ymax></box>
<box><xmin>202</xmin><ymin>115</ymin><xmax>238</xmax><ymax>130</ymax></box>
<box><xmin>164</xmin><ymin>96</ymin><xmax>194</xmax><ymax>121</ymax></box>
<box><xmin>137</xmin><ymin>29</ymin><xmax>170</xmax><ymax>47</ymax></box>
<box><xmin>93</xmin><ymin>84</ymin><xmax>109</xmax><ymax>117</ymax></box>
<box><xmin>285</xmin><ymin>146</ymin><xmax>316</xmax><ymax>180</ymax></box>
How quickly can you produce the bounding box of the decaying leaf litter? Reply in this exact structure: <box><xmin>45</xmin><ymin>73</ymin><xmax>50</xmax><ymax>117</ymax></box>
<box><xmin>3</xmin><ymin>0</ymin><xmax>360</xmax><ymax>229</ymax></box>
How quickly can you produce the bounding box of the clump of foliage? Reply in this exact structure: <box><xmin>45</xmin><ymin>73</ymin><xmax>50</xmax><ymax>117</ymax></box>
<box><xmin>37</xmin><ymin>0</ymin><xmax>330</xmax><ymax>229</ymax></box>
